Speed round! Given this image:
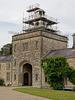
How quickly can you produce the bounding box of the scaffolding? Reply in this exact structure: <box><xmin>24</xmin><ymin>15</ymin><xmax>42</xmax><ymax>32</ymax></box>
<box><xmin>23</xmin><ymin>14</ymin><xmax>58</xmax><ymax>24</ymax></box>
<box><xmin>26</xmin><ymin>3</ymin><xmax>40</xmax><ymax>12</ymax></box>
<box><xmin>23</xmin><ymin>4</ymin><xmax>58</xmax><ymax>33</ymax></box>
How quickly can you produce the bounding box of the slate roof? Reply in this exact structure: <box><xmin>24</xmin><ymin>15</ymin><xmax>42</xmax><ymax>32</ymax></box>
<box><xmin>43</xmin><ymin>48</ymin><xmax>75</xmax><ymax>58</ymax></box>
<box><xmin>0</xmin><ymin>55</ymin><xmax>12</xmax><ymax>62</ymax></box>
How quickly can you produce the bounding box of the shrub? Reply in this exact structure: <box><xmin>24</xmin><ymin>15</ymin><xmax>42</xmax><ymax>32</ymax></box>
<box><xmin>0</xmin><ymin>78</ymin><xmax>4</xmax><ymax>86</ymax></box>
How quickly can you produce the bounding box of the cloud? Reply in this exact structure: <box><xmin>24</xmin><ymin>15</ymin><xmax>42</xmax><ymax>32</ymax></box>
<box><xmin>0</xmin><ymin>22</ymin><xmax>22</xmax><ymax>49</ymax></box>
<box><xmin>0</xmin><ymin>0</ymin><xmax>74</xmax><ymax>48</ymax></box>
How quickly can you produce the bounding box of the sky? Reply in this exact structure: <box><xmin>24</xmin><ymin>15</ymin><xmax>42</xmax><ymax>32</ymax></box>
<box><xmin>0</xmin><ymin>0</ymin><xmax>75</xmax><ymax>49</ymax></box>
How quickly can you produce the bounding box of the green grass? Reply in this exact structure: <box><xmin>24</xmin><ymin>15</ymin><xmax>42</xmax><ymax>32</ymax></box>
<box><xmin>13</xmin><ymin>88</ymin><xmax>75</xmax><ymax>100</ymax></box>
<box><xmin>0</xmin><ymin>85</ymin><xmax>9</xmax><ymax>87</ymax></box>
<box><xmin>0</xmin><ymin>85</ymin><xmax>7</xmax><ymax>87</ymax></box>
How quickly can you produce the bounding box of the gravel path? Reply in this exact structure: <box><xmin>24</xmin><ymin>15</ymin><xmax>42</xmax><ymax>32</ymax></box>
<box><xmin>0</xmin><ymin>87</ymin><xmax>51</xmax><ymax>100</ymax></box>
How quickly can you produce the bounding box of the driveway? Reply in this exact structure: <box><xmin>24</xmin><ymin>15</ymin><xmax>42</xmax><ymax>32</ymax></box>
<box><xmin>0</xmin><ymin>87</ymin><xmax>50</xmax><ymax>100</ymax></box>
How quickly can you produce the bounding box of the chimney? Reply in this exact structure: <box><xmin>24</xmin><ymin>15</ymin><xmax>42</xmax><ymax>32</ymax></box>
<box><xmin>72</xmin><ymin>33</ymin><xmax>75</xmax><ymax>49</ymax></box>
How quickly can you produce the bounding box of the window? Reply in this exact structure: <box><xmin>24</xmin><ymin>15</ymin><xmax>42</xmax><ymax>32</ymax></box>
<box><xmin>14</xmin><ymin>74</ymin><xmax>16</xmax><ymax>81</ymax></box>
<box><xmin>45</xmin><ymin>73</ymin><xmax>47</xmax><ymax>82</ymax></box>
<box><xmin>36</xmin><ymin>41</ymin><xmax>38</xmax><ymax>49</ymax></box>
<box><xmin>14</xmin><ymin>44</ymin><xmax>17</xmax><ymax>52</ymax></box>
<box><xmin>35</xmin><ymin>73</ymin><xmax>38</xmax><ymax>81</ymax></box>
<box><xmin>35</xmin><ymin>22</ymin><xmax>39</xmax><ymax>26</ymax></box>
<box><xmin>6</xmin><ymin>64</ymin><xmax>10</xmax><ymax>70</ymax></box>
<box><xmin>6</xmin><ymin>72</ymin><xmax>10</xmax><ymax>81</ymax></box>
<box><xmin>36</xmin><ymin>58</ymin><xmax>38</xmax><ymax>65</ymax></box>
<box><xmin>23</xmin><ymin>43</ymin><xmax>28</xmax><ymax>50</ymax></box>
<box><xmin>0</xmin><ymin>64</ymin><xmax>1</xmax><ymax>70</ymax></box>
<box><xmin>14</xmin><ymin>60</ymin><xmax>16</xmax><ymax>66</ymax></box>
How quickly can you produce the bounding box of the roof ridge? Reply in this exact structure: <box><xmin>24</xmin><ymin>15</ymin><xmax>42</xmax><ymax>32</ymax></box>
<box><xmin>42</xmin><ymin>50</ymin><xmax>52</xmax><ymax>58</ymax></box>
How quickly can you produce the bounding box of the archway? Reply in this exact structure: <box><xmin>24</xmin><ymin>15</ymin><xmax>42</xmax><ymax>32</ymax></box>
<box><xmin>23</xmin><ymin>63</ymin><xmax>32</xmax><ymax>86</ymax></box>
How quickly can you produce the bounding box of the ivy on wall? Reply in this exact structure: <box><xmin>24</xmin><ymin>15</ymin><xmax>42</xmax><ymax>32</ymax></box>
<box><xmin>68</xmin><ymin>69</ymin><xmax>75</xmax><ymax>85</ymax></box>
<box><xmin>41</xmin><ymin>56</ymin><xmax>75</xmax><ymax>90</ymax></box>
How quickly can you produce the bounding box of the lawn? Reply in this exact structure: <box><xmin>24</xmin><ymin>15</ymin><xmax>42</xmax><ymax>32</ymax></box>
<box><xmin>0</xmin><ymin>85</ymin><xmax>7</xmax><ymax>87</ymax></box>
<box><xmin>13</xmin><ymin>88</ymin><xmax>75</xmax><ymax>100</ymax></box>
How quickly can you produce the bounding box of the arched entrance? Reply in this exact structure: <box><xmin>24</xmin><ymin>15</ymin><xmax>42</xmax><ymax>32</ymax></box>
<box><xmin>23</xmin><ymin>63</ymin><xmax>32</xmax><ymax>86</ymax></box>
<box><xmin>23</xmin><ymin>73</ymin><xmax>29</xmax><ymax>85</ymax></box>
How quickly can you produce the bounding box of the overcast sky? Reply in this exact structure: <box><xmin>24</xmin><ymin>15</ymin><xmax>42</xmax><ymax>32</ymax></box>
<box><xmin>0</xmin><ymin>0</ymin><xmax>75</xmax><ymax>49</ymax></box>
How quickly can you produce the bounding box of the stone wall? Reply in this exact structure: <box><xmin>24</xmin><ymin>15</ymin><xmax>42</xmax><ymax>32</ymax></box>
<box><xmin>66</xmin><ymin>58</ymin><xmax>75</xmax><ymax>86</ymax></box>
<box><xmin>12</xmin><ymin>35</ymin><xmax>42</xmax><ymax>87</ymax></box>
<box><xmin>67</xmin><ymin>58</ymin><xmax>75</xmax><ymax>69</ymax></box>
<box><xmin>0</xmin><ymin>62</ymin><xmax>12</xmax><ymax>85</ymax></box>
<box><xmin>43</xmin><ymin>37</ymin><xmax>67</xmax><ymax>55</ymax></box>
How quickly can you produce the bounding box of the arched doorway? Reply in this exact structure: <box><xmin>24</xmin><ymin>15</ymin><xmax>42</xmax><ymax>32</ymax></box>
<box><xmin>23</xmin><ymin>73</ymin><xmax>29</xmax><ymax>85</ymax></box>
<box><xmin>23</xmin><ymin>63</ymin><xmax>32</xmax><ymax>86</ymax></box>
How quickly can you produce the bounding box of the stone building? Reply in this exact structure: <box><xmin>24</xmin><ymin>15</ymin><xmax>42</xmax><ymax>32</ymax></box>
<box><xmin>0</xmin><ymin>56</ymin><xmax>12</xmax><ymax>85</ymax></box>
<box><xmin>11</xmin><ymin>4</ymin><xmax>68</xmax><ymax>87</ymax></box>
<box><xmin>0</xmin><ymin>4</ymin><xmax>75</xmax><ymax>88</ymax></box>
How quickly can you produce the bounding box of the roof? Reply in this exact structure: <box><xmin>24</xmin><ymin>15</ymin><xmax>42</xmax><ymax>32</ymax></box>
<box><xmin>0</xmin><ymin>55</ymin><xmax>12</xmax><ymax>62</ymax></box>
<box><xmin>35</xmin><ymin>9</ymin><xmax>45</xmax><ymax>13</ymax></box>
<box><xmin>43</xmin><ymin>48</ymin><xmax>75</xmax><ymax>58</ymax></box>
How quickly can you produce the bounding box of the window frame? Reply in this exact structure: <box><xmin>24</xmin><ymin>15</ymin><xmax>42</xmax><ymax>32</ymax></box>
<box><xmin>6</xmin><ymin>64</ymin><xmax>10</xmax><ymax>70</ymax></box>
<box><xmin>36</xmin><ymin>41</ymin><xmax>38</xmax><ymax>49</ymax></box>
<box><xmin>6</xmin><ymin>72</ymin><xmax>10</xmax><ymax>81</ymax></box>
<box><xmin>14</xmin><ymin>60</ymin><xmax>16</xmax><ymax>66</ymax></box>
<box><xmin>35</xmin><ymin>73</ymin><xmax>38</xmax><ymax>81</ymax></box>
<box><xmin>14</xmin><ymin>44</ymin><xmax>17</xmax><ymax>52</ymax></box>
<box><xmin>23</xmin><ymin>42</ymin><xmax>28</xmax><ymax>51</ymax></box>
<box><xmin>14</xmin><ymin>74</ymin><xmax>16</xmax><ymax>81</ymax></box>
<box><xmin>36</xmin><ymin>58</ymin><xmax>38</xmax><ymax>65</ymax></box>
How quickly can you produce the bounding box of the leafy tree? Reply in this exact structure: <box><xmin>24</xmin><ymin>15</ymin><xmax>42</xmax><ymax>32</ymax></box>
<box><xmin>0</xmin><ymin>43</ymin><xmax>12</xmax><ymax>55</ymax></box>
<box><xmin>41</xmin><ymin>56</ymin><xmax>74</xmax><ymax>90</ymax></box>
<box><xmin>8</xmin><ymin>43</ymin><xmax>12</xmax><ymax>55</ymax></box>
<box><xmin>0</xmin><ymin>47</ymin><xmax>3</xmax><ymax>55</ymax></box>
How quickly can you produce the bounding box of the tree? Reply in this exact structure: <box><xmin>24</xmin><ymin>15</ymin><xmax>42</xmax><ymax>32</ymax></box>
<box><xmin>0</xmin><ymin>43</ymin><xmax>12</xmax><ymax>56</ymax></box>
